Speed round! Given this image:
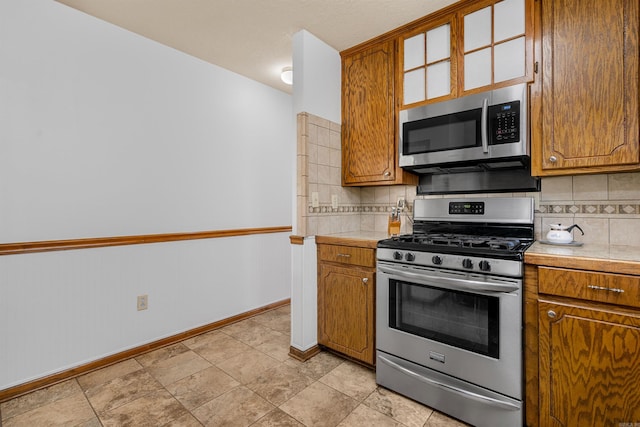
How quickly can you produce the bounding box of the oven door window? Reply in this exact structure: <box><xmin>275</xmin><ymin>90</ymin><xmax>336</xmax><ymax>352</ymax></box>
<box><xmin>389</xmin><ymin>279</ymin><xmax>499</xmax><ymax>358</ymax></box>
<box><xmin>402</xmin><ymin>108</ymin><xmax>482</xmax><ymax>155</ymax></box>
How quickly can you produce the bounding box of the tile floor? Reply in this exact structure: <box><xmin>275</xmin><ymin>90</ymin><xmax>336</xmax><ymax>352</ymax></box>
<box><xmin>0</xmin><ymin>305</ymin><xmax>469</xmax><ymax>426</ymax></box>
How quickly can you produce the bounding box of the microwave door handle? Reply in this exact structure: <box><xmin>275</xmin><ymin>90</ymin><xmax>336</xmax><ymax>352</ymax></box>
<box><xmin>481</xmin><ymin>98</ymin><xmax>489</xmax><ymax>153</ymax></box>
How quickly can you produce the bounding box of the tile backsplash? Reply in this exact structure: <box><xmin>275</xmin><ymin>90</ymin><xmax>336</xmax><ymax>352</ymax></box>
<box><xmin>537</xmin><ymin>174</ymin><xmax>640</xmax><ymax>246</ymax></box>
<box><xmin>296</xmin><ymin>112</ymin><xmax>640</xmax><ymax>246</ymax></box>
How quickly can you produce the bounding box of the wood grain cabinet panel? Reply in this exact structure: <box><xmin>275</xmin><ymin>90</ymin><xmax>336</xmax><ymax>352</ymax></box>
<box><xmin>317</xmin><ymin>243</ymin><xmax>376</xmax><ymax>365</ymax></box>
<box><xmin>318</xmin><ymin>244</ymin><xmax>375</xmax><ymax>268</ymax></box>
<box><xmin>525</xmin><ymin>263</ymin><xmax>640</xmax><ymax>427</ymax></box>
<box><xmin>341</xmin><ymin>40</ymin><xmax>417</xmax><ymax>187</ymax></box>
<box><xmin>539</xmin><ymin>267</ymin><xmax>640</xmax><ymax>309</ymax></box>
<box><xmin>538</xmin><ymin>299</ymin><xmax>640</xmax><ymax>426</ymax></box>
<box><xmin>532</xmin><ymin>0</ymin><xmax>640</xmax><ymax>175</ymax></box>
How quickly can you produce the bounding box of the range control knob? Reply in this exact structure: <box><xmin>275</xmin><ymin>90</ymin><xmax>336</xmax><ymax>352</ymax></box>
<box><xmin>462</xmin><ymin>258</ymin><xmax>473</xmax><ymax>269</ymax></box>
<box><xmin>405</xmin><ymin>252</ymin><xmax>416</xmax><ymax>262</ymax></box>
<box><xmin>479</xmin><ymin>260</ymin><xmax>491</xmax><ymax>272</ymax></box>
<box><xmin>393</xmin><ymin>251</ymin><xmax>403</xmax><ymax>260</ymax></box>
<box><xmin>431</xmin><ymin>255</ymin><xmax>443</xmax><ymax>265</ymax></box>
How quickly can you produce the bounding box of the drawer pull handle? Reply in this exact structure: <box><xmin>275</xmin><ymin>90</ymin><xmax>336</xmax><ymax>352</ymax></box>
<box><xmin>362</xmin><ymin>278</ymin><xmax>369</xmax><ymax>284</ymax></box>
<box><xmin>587</xmin><ymin>285</ymin><xmax>625</xmax><ymax>293</ymax></box>
<box><xmin>547</xmin><ymin>310</ymin><xmax>556</xmax><ymax>318</ymax></box>
<box><xmin>336</xmin><ymin>253</ymin><xmax>351</xmax><ymax>258</ymax></box>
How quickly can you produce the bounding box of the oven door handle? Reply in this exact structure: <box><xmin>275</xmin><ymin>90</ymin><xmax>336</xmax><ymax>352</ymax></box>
<box><xmin>378</xmin><ymin>265</ymin><xmax>519</xmax><ymax>293</ymax></box>
<box><xmin>378</xmin><ymin>354</ymin><xmax>521</xmax><ymax>412</ymax></box>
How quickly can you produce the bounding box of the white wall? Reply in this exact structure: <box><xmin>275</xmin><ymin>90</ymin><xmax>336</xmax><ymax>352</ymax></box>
<box><xmin>0</xmin><ymin>0</ymin><xmax>292</xmax><ymax>390</ymax></box>
<box><xmin>292</xmin><ymin>30</ymin><xmax>341</xmax><ymax>124</ymax></box>
<box><xmin>290</xmin><ymin>30</ymin><xmax>341</xmax><ymax>352</ymax></box>
<box><xmin>0</xmin><ymin>0</ymin><xmax>293</xmax><ymax>241</ymax></box>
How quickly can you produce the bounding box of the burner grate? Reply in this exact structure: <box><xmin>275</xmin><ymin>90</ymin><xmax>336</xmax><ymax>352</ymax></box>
<box><xmin>407</xmin><ymin>233</ymin><xmax>523</xmax><ymax>252</ymax></box>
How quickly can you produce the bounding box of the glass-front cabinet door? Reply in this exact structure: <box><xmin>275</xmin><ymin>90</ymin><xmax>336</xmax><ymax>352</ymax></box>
<box><xmin>461</xmin><ymin>0</ymin><xmax>532</xmax><ymax>93</ymax></box>
<box><xmin>398</xmin><ymin>0</ymin><xmax>533</xmax><ymax>109</ymax></box>
<box><xmin>401</xmin><ymin>17</ymin><xmax>456</xmax><ymax>107</ymax></box>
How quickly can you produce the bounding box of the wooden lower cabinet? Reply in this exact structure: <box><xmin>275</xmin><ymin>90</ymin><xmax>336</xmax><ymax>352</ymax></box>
<box><xmin>317</xmin><ymin>243</ymin><xmax>375</xmax><ymax>365</ymax></box>
<box><xmin>538</xmin><ymin>299</ymin><xmax>640</xmax><ymax>426</ymax></box>
<box><xmin>525</xmin><ymin>264</ymin><xmax>640</xmax><ymax>426</ymax></box>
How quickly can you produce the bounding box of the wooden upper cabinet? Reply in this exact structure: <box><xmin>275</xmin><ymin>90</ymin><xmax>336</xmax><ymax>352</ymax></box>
<box><xmin>342</xmin><ymin>39</ymin><xmax>417</xmax><ymax>186</ymax></box>
<box><xmin>459</xmin><ymin>0</ymin><xmax>534</xmax><ymax>95</ymax></box>
<box><xmin>398</xmin><ymin>0</ymin><xmax>534</xmax><ymax>109</ymax></box>
<box><xmin>531</xmin><ymin>0</ymin><xmax>640</xmax><ymax>175</ymax></box>
<box><xmin>400</xmin><ymin>16</ymin><xmax>457</xmax><ymax>106</ymax></box>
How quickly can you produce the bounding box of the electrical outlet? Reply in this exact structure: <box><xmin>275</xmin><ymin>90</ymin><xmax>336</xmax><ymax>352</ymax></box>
<box><xmin>311</xmin><ymin>192</ymin><xmax>319</xmax><ymax>208</ymax></box>
<box><xmin>331</xmin><ymin>194</ymin><xmax>338</xmax><ymax>209</ymax></box>
<box><xmin>137</xmin><ymin>295</ymin><xmax>148</xmax><ymax>311</ymax></box>
<box><xmin>397</xmin><ymin>197</ymin><xmax>406</xmax><ymax>210</ymax></box>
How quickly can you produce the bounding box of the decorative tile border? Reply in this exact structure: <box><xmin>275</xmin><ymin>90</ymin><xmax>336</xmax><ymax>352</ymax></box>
<box><xmin>538</xmin><ymin>203</ymin><xmax>640</xmax><ymax>215</ymax></box>
<box><xmin>306</xmin><ymin>204</ymin><xmax>413</xmax><ymax>215</ymax></box>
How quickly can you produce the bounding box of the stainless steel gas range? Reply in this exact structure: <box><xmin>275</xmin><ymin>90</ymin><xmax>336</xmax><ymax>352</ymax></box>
<box><xmin>376</xmin><ymin>197</ymin><xmax>534</xmax><ymax>427</ymax></box>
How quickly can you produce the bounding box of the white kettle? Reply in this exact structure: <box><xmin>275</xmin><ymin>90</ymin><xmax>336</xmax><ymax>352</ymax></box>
<box><xmin>546</xmin><ymin>223</ymin><xmax>584</xmax><ymax>243</ymax></box>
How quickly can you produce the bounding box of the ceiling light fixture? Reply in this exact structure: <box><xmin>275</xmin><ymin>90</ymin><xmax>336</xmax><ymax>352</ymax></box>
<box><xmin>280</xmin><ymin>66</ymin><xmax>293</xmax><ymax>85</ymax></box>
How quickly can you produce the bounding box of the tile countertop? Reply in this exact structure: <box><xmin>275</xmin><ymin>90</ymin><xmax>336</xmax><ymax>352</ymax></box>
<box><xmin>525</xmin><ymin>241</ymin><xmax>640</xmax><ymax>275</ymax></box>
<box><xmin>315</xmin><ymin>232</ymin><xmax>391</xmax><ymax>249</ymax></box>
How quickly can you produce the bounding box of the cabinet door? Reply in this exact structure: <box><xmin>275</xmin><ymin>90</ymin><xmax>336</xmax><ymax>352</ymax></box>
<box><xmin>460</xmin><ymin>0</ymin><xmax>533</xmax><ymax>93</ymax></box>
<box><xmin>532</xmin><ymin>0</ymin><xmax>640</xmax><ymax>175</ymax></box>
<box><xmin>317</xmin><ymin>263</ymin><xmax>375</xmax><ymax>364</ymax></box>
<box><xmin>342</xmin><ymin>40</ymin><xmax>396</xmax><ymax>185</ymax></box>
<box><xmin>342</xmin><ymin>41</ymin><xmax>417</xmax><ymax>186</ymax></box>
<box><xmin>400</xmin><ymin>18</ymin><xmax>455</xmax><ymax>106</ymax></box>
<box><xmin>538</xmin><ymin>299</ymin><xmax>640</xmax><ymax>426</ymax></box>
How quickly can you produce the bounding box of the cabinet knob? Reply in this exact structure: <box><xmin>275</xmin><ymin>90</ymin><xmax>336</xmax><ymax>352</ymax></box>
<box><xmin>362</xmin><ymin>277</ymin><xmax>369</xmax><ymax>284</ymax></box>
<box><xmin>547</xmin><ymin>310</ymin><xmax>556</xmax><ymax>318</ymax></box>
<box><xmin>383</xmin><ymin>171</ymin><xmax>391</xmax><ymax>177</ymax></box>
<box><xmin>549</xmin><ymin>155</ymin><xmax>557</xmax><ymax>163</ymax></box>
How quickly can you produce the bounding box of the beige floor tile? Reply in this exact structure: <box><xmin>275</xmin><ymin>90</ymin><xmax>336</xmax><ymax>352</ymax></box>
<box><xmin>337</xmin><ymin>403</ymin><xmax>402</xmax><ymax>427</ymax></box>
<box><xmin>143</xmin><ymin>349</ymin><xmax>211</xmax><ymax>386</ymax></box>
<box><xmin>161</xmin><ymin>412</ymin><xmax>204</xmax><ymax>427</ymax></box>
<box><xmin>135</xmin><ymin>342</ymin><xmax>191</xmax><ymax>368</ymax></box>
<box><xmin>283</xmin><ymin>350</ymin><xmax>344</xmax><ymax>380</ymax></box>
<box><xmin>136</xmin><ymin>342</ymin><xmax>189</xmax><ymax>368</ymax></box>
<box><xmin>363</xmin><ymin>387</ymin><xmax>434</xmax><ymax>427</ymax></box>
<box><xmin>223</xmin><ymin>319</ymin><xmax>287</xmax><ymax>347</ymax></box>
<box><xmin>425</xmin><ymin>410</ymin><xmax>472</xmax><ymax>426</ymax></box>
<box><xmin>0</xmin><ymin>305</ymin><xmax>467</xmax><ymax>427</ymax></box>
<box><xmin>165</xmin><ymin>365</ymin><xmax>240</xmax><ymax>410</ymax></box>
<box><xmin>252</xmin><ymin>409</ymin><xmax>304</xmax><ymax>426</ymax></box>
<box><xmin>279</xmin><ymin>381</ymin><xmax>359</xmax><ymax>427</ymax></box>
<box><xmin>253</xmin><ymin>310</ymin><xmax>292</xmax><ymax>334</ymax></box>
<box><xmin>98</xmin><ymin>389</ymin><xmax>188</xmax><ymax>427</ymax></box>
<box><xmin>216</xmin><ymin>348</ymin><xmax>281</xmax><ymax>384</ymax></box>
<box><xmin>0</xmin><ymin>380</ymin><xmax>81</xmax><ymax>420</ymax></box>
<box><xmin>84</xmin><ymin>369</ymin><xmax>163</xmax><ymax>413</ymax></box>
<box><xmin>319</xmin><ymin>361</ymin><xmax>377</xmax><ymax>401</ymax></box>
<box><xmin>187</xmin><ymin>332</ymin><xmax>253</xmax><ymax>364</ymax></box>
<box><xmin>181</xmin><ymin>329</ymin><xmax>224</xmax><ymax>349</ymax></box>
<box><xmin>3</xmin><ymin>391</ymin><xmax>96</xmax><ymax>427</ymax></box>
<box><xmin>191</xmin><ymin>386</ymin><xmax>275</xmax><ymax>427</ymax></box>
<box><xmin>77</xmin><ymin>359</ymin><xmax>143</xmax><ymax>391</ymax></box>
<box><xmin>246</xmin><ymin>363</ymin><xmax>314</xmax><ymax>406</ymax></box>
<box><xmin>254</xmin><ymin>333</ymin><xmax>293</xmax><ymax>361</ymax></box>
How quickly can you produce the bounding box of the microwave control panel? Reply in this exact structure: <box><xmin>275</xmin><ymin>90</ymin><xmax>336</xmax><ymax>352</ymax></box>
<box><xmin>488</xmin><ymin>101</ymin><xmax>520</xmax><ymax>145</ymax></box>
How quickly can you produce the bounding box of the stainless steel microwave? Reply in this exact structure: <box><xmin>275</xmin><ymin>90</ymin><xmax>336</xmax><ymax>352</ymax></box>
<box><xmin>399</xmin><ymin>83</ymin><xmax>529</xmax><ymax>174</ymax></box>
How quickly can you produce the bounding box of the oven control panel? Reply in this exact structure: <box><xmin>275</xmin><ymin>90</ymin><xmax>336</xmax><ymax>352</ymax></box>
<box><xmin>448</xmin><ymin>201</ymin><xmax>484</xmax><ymax>215</ymax></box>
<box><xmin>377</xmin><ymin>248</ymin><xmax>523</xmax><ymax>278</ymax></box>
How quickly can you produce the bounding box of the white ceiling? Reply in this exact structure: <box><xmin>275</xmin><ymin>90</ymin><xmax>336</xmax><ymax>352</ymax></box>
<box><xmin>55</xmin><ymin>0</ymin><xmax>460</xmax><ymax>93</ymax></box>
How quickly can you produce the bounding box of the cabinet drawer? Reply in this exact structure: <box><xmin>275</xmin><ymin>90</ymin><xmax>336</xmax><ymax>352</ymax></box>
<box><xmin>318</xmin><ymin>244</ymin><xmax>375</xmax><ymax>268</ymax></box>
<box><xmin>539</xmin><ymin>267</ymin><xmax>640</xmax><ymax>309</ymax></box>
